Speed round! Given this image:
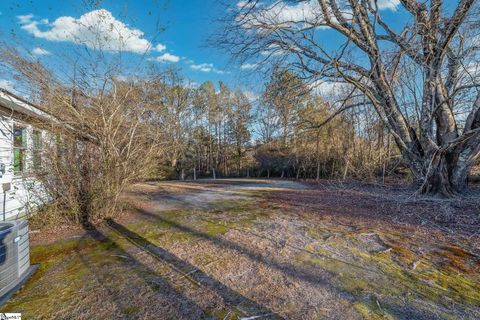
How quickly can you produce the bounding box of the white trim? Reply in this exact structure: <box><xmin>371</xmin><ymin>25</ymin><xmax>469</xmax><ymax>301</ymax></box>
<box><xmin>0</xmin><ymin>90</ymin><xmax>57</xmax><ymax>122</ymax></box>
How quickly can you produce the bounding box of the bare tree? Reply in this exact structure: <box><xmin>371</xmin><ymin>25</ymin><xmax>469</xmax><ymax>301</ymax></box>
<box><xmin>264</xmin><ymin>69</ymin><xmax>309</xmax><ymax>147</ymax></box>
<box><xmin>227</xmin><ymin>90</ymin><xmax>252</xmax><ymax>175</ymax></box>
<box><xmin>0</xmin><ymin>8</ymin><xmax>165</xmax><ymax>224</ymax></box>
<box><xmin>220</xmin><ymin>0</ymin><xmax>480</xmax><ymax>196</ymax></box>
<box><xmin>144</xmin><ymin>69</ymin><xmax>194</xmax><ymax>179</ymax></box>
<box><xmin>9</xmin><ymin>58</ymin><xmax>161</xmax><ymax>224</ymax></box>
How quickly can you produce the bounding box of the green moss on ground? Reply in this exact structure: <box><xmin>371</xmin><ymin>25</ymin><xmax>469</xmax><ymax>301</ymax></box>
<box><xmin>126</xmin><ymin>199</ymin><xmax>273</xmax><ymax>248</ymax></box>
<box><xmin>3</xmin><ymin>237</ymin><xmax>120</xmax><ymax>316</ymax></box>
<box><xmin>4</xmin><ymin>183</ymin><xmax>480</xmax><ymax>319</ymax></box>
<box><xmin>3</xmin><ymin>197</ymin><xmax>279</xmax><ymax>318</ymax></box>
<box><xmin>300</xmin><ymin>224</ymin><xmax>480</xmax><ymax>319</ymax></box>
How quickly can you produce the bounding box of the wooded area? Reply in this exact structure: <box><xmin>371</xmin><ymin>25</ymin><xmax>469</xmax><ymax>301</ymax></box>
<box><xmin>0</xmin><ymin>1</ymin><xmax>479</xmax><ymax>319</ymax></box>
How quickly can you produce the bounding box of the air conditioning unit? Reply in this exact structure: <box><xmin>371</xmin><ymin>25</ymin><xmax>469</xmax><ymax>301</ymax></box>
<box><xmin>0</xmin><ymin>220</ymin><xmax>38</xmax><ymax>306</ymax></box>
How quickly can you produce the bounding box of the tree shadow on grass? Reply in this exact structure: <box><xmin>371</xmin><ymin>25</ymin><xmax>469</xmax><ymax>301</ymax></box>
<box><xmin>105</xmin><ymin>218</ymin><xmax>284</xmax><ymax>320</ymax></box>
<box><xmin>134</xmin><ymin>208</ymin><xmax>367</xmax><ymax>286</ymax></box>
<box><xmin>74</xmin><ymin>224</ymin><xmax>210</xmax><ymax>319</ymax></box>
<box><xmin>131</xmin><ymin>208</ymin><xmax>463</xmax><ymax>320</ymax></box>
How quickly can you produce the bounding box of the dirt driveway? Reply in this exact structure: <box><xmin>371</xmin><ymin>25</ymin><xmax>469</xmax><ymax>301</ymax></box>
<box><xmin>3</xmin><ymin>179</ymin><xmax>480</xmax><ymax>319</ymax></box>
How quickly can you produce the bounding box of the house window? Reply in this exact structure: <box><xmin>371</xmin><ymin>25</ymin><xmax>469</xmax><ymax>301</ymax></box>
<box><xmin>13</xmin><ymin>125</ymin><xmax>26</xmax><ymax>173</ymax></box>
<box><xmin>32</xmin><ymin>130</ymin><xmax>42</xmax><ymax>169</ymax></box>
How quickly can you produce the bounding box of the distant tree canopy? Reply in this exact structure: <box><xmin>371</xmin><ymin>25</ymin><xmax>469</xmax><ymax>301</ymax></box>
<box><xmin>146</xmin><ymin>66</ymin><xmax>395</xmax><ymax>183</ymax></box>
<box><xmin>254</xmin><ymin>70</ymin><xmax>390</xmax><ymax>181</ymax></box>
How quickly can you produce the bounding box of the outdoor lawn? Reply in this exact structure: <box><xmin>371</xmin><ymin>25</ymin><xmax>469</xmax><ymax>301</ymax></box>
<box><xmin>3</xmin><ymin>180</ymin><xmax>479</xmax><ymax>319</ymax></box>
<box><xmin>2</xmin><ymin>1</ymin><xmax>480</xmax><ymax>319</ymax></box>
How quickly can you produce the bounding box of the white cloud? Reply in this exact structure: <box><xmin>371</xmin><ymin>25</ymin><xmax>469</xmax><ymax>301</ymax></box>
<box><xmin>17</xmin><ymin>14</ymin><xmax>34</xmax><ymax>24</ymax></box>
<box><xmin>190</xmin><ymin>63</ymin><xmax>227</xmax><ymax>74</ymax></box>
<box><xmin>240</xmin><ymin>63</ymin><xmax>258</xmax><ymax>70</ymax></box>
<box><xmin>238</xmin><ymin>0</ymin><xmax>399</xmax><ymax>31</ymax></box>
<box><xmin>259</xmin><ymin>43</ymin><xmax>288</xmax><ymax>57</ymax></box>
<box><xmin>238</xmin><ymin>1</ymin><xmax>327</xmax><ymax>30</ymax></box>
<box><xmin>183</xmin><ymin>58</ymin><xmax>195</xmax><ymax>65</ymax></box>
<box><xmin>0</xmin><ymin>79</ymin><xmax>18</xmax><ymax>94</ymax></box>
<box><xmin>17</xmin><ymin>9</ymin><xmax>152</xmax><ymax>53</ymax></box>
<box><xmin>236</xmin><ymin>1</ymin><xmax>256</xmax><ymax>9</ymax></box>
<box><xmin>155</xmin><ymin>43</ymin><xmax>166</xmax><ymax>52</ymax></box>
<box><xmin>236</xmin><ymin>1</ymin><xmax>247</xmax><ymax>8</ymax></box>
<box><xmin>377</xmin><ymin>0</ymin><xmax>400</xmax><ymax>10</ymax></box>
<box><xmin>154</xmin><ymin>53</ymin><xmax>180</xmax><ymax>63</ymax></box>
<box><xmin>32</xmin><ymin>47</ymin><xmax>51</xmax><ymax>56</ymax></box>
<box><xmin>270</xmin><ymin>1</ymin><xmax>322</xmax><ymax>24</ymax></box>
<box><xmin>191</xmin><ymin>63</ymin><xmax>214</xmax><ymax>72</ymax></box>
<box><xmin>310</xmin><ymin>80</ymin><xmax>350</xmax><ymax>97</ymax></box>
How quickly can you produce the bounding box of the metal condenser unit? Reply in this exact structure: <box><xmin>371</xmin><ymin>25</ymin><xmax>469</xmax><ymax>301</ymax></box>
<box><xmin>0</xmin><ymin>220</ymin><xmax>38</xmax><ymax>306</ymax></box>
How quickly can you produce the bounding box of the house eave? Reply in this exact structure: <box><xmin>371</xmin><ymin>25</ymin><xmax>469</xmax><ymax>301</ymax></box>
<box><xmin>0</xmin><ymin>88</ymin><xmax>57</xmax><ymax>123</ymax></box>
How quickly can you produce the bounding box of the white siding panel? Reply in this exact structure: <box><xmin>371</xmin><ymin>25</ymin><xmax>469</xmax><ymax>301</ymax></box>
<box><xmin>0</xmin><ymin>116</ymin><xmax>47</xmax><ymax>221</ymax></box>
<box><xmin>0</xmin><ymin>115</ymin><xmax>13</xmax><ymax>183</ymax></box>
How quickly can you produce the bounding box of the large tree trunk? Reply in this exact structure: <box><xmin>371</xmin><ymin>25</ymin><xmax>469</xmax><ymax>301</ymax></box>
<box><xmin>418</xmin><ymin>152</ymin><xmax>470</xmax><ymax>196</ymax></box>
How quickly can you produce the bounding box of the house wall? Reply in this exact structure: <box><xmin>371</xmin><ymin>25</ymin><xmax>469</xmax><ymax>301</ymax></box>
<box><xmin>0</xmin><ymin>110</ymin><xmax>46</xmax><ymax>221</ymax></box>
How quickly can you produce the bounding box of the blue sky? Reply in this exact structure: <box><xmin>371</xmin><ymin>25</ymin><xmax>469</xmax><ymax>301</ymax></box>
<box><xmin>0</xmin><ymin>0</ymin><xmax>414</xmax><ymax>99</ymax></box>
<box><xmin>0</xmin><ymin>0</ymin><xmax>254</xmax><ymax>93</ymax></box>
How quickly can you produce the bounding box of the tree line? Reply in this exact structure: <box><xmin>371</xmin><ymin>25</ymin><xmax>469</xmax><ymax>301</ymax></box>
<box><xmin>1</xmin><ymin>0</ymin><xmax>478</xmax><ymax>226</ymax></box>
<box><xmin>0</xmin><ymin>44</ymin><xmax>397</xmax><ymax>225</ymax></box>
<box><xmin>141</xmin><ymin>68</ymin><xmax>398</xmax><ymax>183</ymax></box>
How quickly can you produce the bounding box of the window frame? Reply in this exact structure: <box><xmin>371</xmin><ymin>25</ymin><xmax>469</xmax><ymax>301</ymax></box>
<box><xmin>32</xmin><ymin>129</ymin><xmax>42</xmax><ymax>170</ymax></box>
<box><xmin>13</xmin><ymin>123</ymin><xmax>27</xmax><ymax>174</ymax></box>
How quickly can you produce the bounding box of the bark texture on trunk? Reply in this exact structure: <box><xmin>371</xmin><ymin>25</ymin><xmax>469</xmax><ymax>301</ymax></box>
<box><xmin>417</xmin><ymin>152</ymin><xmax>470</xmax><ymax>196</ymax></box>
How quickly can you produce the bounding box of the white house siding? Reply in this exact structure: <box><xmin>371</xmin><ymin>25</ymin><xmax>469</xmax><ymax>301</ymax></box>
<box><xmin>0</xmin><ymin>108</ymin><xmax>47</xmax><ymax>221</ymax></box>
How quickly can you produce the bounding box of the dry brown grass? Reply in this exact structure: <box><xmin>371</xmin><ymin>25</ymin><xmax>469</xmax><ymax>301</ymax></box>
<box><xmin>4</xmin><ymin>179</ymin><xmax>479</xmax><ymax>319</ymax></box>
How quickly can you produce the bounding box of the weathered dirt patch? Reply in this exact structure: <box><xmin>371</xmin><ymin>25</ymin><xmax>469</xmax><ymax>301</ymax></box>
<box><xmin>5</xmin><ymin>179</ymin><xmax>480</xmax><ymax>319</ymax></box>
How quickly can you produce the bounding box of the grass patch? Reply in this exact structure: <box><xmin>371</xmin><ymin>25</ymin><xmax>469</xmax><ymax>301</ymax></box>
<box><xmin>5</xmin><ymin>181</ymin><xmax>480</xmax><ymax>319</ymax></box>
<box><xmin>300</xmin><ymin>223</ymin><xmax>480</xmax><ymax>319</ymax></box>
